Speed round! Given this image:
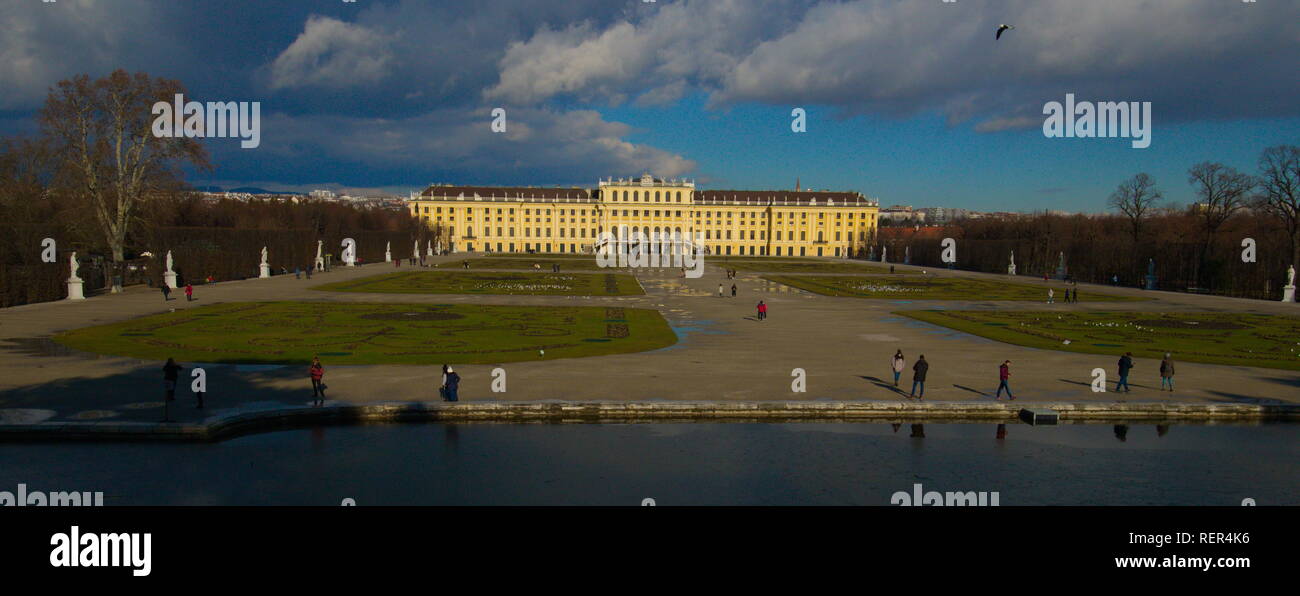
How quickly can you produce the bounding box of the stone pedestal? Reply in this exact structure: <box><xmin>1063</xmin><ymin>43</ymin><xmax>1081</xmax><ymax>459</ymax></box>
<box><xmin>164</xmin><ymin>271</ymin><xmax>177</xmax><ymax>289</ymax></box>
<box><xmin>66</xmin><ymin>279</ymin><xmax>85</xmax><ymax>300</ymax></box>
<box><xmin>259</xmin><ymin>264</ymin><xmax>271</xmax><ymax>279</ymax></box>
<box><xmin>1008</xmin><ymin>264</ymin><xmax>1016</xmax><ymax>275</ymax></box>
<box><xmin>1284</xmin><ymin>285</ymin><xmax>1296</xmax><ymax>303</ymax></box>
<box><xmin>385</xmin><ymin>250</ymin><xmax>392</xmax><ymax>262</ymax></box>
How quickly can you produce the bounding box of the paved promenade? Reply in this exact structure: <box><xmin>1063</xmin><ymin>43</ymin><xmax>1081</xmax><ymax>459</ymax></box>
<box><xmin>1</xmin><ymin>256</ymin><xmax>1297</xmax><ymax>431</ymax></box>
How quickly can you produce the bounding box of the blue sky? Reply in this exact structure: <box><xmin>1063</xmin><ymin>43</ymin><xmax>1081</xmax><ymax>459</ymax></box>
<box><xmin>2</xmin><ymin>0</ymin><xmax>1296</xmax><ymax>212</ymax></box>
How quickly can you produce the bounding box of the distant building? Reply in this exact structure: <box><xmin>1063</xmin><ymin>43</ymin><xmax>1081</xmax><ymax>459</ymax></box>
<box><xmin>309</xmin><ymin>189</ymin><xmax>336</xmax><ymax>199</ymax></box>
<box><xmin>403</xmin><ymin>172</ymin><xmax>880</xmax><ymax>256</ymax></box>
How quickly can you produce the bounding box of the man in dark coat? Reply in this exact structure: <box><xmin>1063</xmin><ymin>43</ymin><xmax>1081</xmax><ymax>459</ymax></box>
<box><xmin>910</xmin><ymin>355</ymin><xmax>929</xmax><ymax>399</ymax></box>
<box><xmin>444</xmin><ymin>367</ymin><xmax>461</xmax><ymax>402</ymax></box>
<box><xmin>1116</xmin><ymin>352</ymin><xmax>1134</xmax><ymax>392</ymax></box>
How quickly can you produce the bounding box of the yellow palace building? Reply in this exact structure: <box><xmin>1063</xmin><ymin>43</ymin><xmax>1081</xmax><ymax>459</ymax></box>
<box><xmin>406</xmin><ymin>173</ymin><xmax>879</xmax><ymax>258</ymax></box>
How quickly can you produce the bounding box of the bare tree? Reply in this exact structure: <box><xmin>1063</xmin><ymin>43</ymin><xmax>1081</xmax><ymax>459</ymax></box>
<box><xmin>1254</xmin><ymin>145</ymin><xmax>1300</xmax><ymax>273</ymax></box>
<box><xmin>1187</xmin><ymin>161</ymin><xmax>1255</xmax><ymax>286</ymax></box>
<box><xmin>38</xmin><ymin>70</ymin><xmax>209</xmax><ymax>292</ymax></box>
<box><xmin>1108</xmin><ymin>172</ymin><xmax>1162</xmax><ymax>246</ymax></box>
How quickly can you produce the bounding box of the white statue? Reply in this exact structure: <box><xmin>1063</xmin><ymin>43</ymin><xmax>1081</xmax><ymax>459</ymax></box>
<box><xmin>315</xmin><ymin>240</ymin><xmax>323</xmax><ymax>261</ymax></box>
<box><xmin>413</xmin><ymin>239</ymin><xmax>420</xmax><ymax>259</ymax></box>
<box><xmin>260</xmin><ymin>246</ymin><xmax>268</xmax><ymax>266</ymax></box>
<box><xmin>427</xmin><ymin>242</ymin><xmax>434</xmax><ymax>258</ymax></box>
<box><xmin>1008</xmin><ymin>251</ymin><xmax>1017</xmax><ymax>276</ymax></box>
<box><xmin>66</xmin><ymin>251</ymin><xmax>85</xmax><ymax>300</ymax></box>
<box><xmin>165</xmin><ymin>250</ymin><xmax>174</xmax><ymax>273</ymax></box>
<box><xmin>259</xmin><ymin>246</ymin><xmax>271</xmax><ymax>278</ymax></box>
<box><xmin>1284</xmin><ymin>265</ymin><xmax>1297</xmax><ymax>303</ymax></box>
<box><xmin>385</xmin><ymin>241</ymin><xmax>392</xmax><ymax>262</ymax></box>
<box><xmin>881</xmin><ymin>246</ymin><xmax>887</xmax><ymax>263</ymax></box>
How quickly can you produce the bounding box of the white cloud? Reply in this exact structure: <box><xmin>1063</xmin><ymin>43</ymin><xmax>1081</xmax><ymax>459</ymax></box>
<box><xmin>243</xmin><ymin>106</ymin><xmax>695</xmax><ymax>181</ymax></box>
<box><xmin>486</xmin><ymin>0</ymin><xmax>1300</xmax><ymax>127</ymax></box>
<box><xmin>0</xmin><ymin>0</ymin><xmax>172</xmax><ymax>109</ymax></box>
<box><xmin>268</xmin><ymin>15</ymin><xmax>394</xmax><ymax>90</ymax></box>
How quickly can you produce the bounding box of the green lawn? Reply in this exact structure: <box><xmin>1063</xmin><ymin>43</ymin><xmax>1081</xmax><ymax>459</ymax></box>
<box><xmin>900</xmin><ymin>310</ymin><xmax>1300</xmax><ymax>370</ymax></box>
<box><xmin>764</xmin><ymin>274</ymin><xmax>1141</xmax><ymax>301</ymax></box>
<box><xmin>312</xmin><ymin>270</ymin><xmax>643</xmax><ymax>296</ymax></box>
<box><xmin>449</xmin><ymin>258</ymin><xmax>605</xmax><ymax>271</ymax></box>
<box><xmin>721</xmin><ymin>259</ymin><xmax>905</xmax><ymax>274</ymax></box>
<box><xmin>54</xmin><ymin>301</ymin><xmax>676</xmax><ymax>364</ymax></box>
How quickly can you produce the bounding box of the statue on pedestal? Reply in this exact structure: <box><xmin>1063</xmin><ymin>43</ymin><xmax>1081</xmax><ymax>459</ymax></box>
<box><xmin>259</xmin><ymin>246</ymin><xmax>271</xmax><ymax>278</ymax></box>
<box><xmin>164</xmin><ymin>250</ymin><xmax>178</xmax><ymax>289</ymax></box>
<box><xmin>1008</xmin><ymin>251</ymin><xmax>1017</xmax><ymax>276</ymax></box>
<box><xmin>314</xmin><ymin>240</ymin><xmax>325</xmax><ymax>270</ymax></box>
<box><xmin>66</xmin><ymin>252</ymin><xmax>85</xmax><ymax>300</ymax></box>
<box><xmin>881</xmin><ymin>246</ymin><xmax>888</xmax><ymax>263</ymax></box>
<box><xmin>1283</xmin><ymin>265</ymin><xmax>1297</xmax><ymax>303</ymax></box>
<box><xmin>904</xmin><ymin>246</ymin><xmax>911</xmax><ymax>265</ymax></box>
<box><xmin>385</xmin><ymin>241</ymin><xmax>392</xmax><ymax>262</ymax></box>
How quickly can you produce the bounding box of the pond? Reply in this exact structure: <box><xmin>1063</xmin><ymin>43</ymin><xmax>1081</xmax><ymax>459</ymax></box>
<box><xmin>1</xmin><ymin>422</ymin><xmax>1294</xmax><ymax>506</ymax></box>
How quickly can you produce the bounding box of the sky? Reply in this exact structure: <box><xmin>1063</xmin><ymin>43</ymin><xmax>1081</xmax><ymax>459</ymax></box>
<box><xmin>1</xmin><ymin>0</ymin><xmax>1296</xmax><ymax>212</ymax></box>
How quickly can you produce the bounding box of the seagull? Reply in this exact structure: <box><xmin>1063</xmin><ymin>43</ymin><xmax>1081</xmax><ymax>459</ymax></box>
<box><xmin>996</xmin><ymin>24</ymin><xmax>1015</xmax><ymax>40</ymax></box>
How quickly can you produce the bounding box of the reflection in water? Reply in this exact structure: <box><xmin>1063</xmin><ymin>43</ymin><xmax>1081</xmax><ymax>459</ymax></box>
<box><xmin>996</xmin><ymin>424</ymin><xmax>1007</xmax><ymax>441</ymax></box>
<box><xmin>445</xmin><ymin>424</ymin><xmax>459</xmax><ymax>454</ymax></box>
<box><xmin>1156</xmin><ymin>425</ymin><xmax>1169</xmax><ymax>437</ymax></box>
<box><xmin>1</xmin><ymin>422</ymin><xmax>1294</xmax><ymax>505</ymax></box>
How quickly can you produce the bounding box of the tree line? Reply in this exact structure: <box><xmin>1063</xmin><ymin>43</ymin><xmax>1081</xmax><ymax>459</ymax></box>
<box><xmin>887</xmin><ymin>147</ymin><xmax>1299</xmax><ymax>300</ymax></box>
<box><xmin>1</xmin><ymin>70</ymin><xmax>433</xmax><ymax>307</ymax></box>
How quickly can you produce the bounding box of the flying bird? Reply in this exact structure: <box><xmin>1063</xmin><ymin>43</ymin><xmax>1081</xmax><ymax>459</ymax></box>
<box><xmin>996</xmin><ymin>24</ymin><xmax>1015</xmax><ymax>40</ymax></box>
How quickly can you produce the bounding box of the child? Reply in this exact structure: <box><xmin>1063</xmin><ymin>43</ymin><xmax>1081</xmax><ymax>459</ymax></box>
<box><xmin>309</xmin><ymin>356</ymin><xmax>325</xmax><ymax>406</ymax></box>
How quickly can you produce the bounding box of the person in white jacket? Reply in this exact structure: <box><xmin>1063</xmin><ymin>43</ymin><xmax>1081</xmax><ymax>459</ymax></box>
<box><xmin>891</xmin><ymin>350</ymin><xmax>905</xmax><ymax>387</ymax></box>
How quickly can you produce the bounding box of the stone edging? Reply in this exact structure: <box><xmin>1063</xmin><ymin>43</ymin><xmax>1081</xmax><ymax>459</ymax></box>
<box><xmin>0</xmin><ymin>400</ymin><xmax>1294</xmax><ymax>442</ymax></box>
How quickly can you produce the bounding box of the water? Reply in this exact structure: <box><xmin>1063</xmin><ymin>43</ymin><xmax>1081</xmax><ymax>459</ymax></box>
<box><xmin>1</xmin><ymin>422</ymin><xmax>1294</xmax><ymax>506</ymax></box>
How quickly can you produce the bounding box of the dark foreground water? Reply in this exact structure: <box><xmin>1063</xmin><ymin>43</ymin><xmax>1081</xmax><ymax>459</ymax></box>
<box><xmin>1</xmin><ymin>422</ymin><xmax>1295</xmax><ymax>505</ymax></box>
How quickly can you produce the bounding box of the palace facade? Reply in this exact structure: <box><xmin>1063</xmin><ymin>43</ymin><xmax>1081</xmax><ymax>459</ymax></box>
<box><xmin>405</xmin><ymin>173</ymin><xmax>879</xmax><ymax>257</ymax></box>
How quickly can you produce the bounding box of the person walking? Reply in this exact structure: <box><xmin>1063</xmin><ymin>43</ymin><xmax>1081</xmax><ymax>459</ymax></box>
<box><xmin>295</xmin><ymin>266</ymin><xmax>301</xmax><ymax>279</ymax></box>
<box><xmin>718</xmin><ymin>283</ymin><xmax>725</xmax><ymax>297</ymax></box>
<box><xmin>161</xmin><ymin>284</ymin><xmax>171</xmax><ymax>301</ymax></box>
<box><xmin>1047</xmin><ymin>288</ymin><xmax>1054</xmax><ymax>303</ymax></box>
<box><xmin>1116</xmin><ymin>352</ymin><xmax>1134</xmax><ymax>393</ymax></box>
<box><xmin>309</xmin><ymin>356</ymin><xmax>325</xmax><ymax>406</ymax></box>
<box><xmin>996</xmin><ymin>360</ymin><xmax>1015</xmax><ymax>400</ymax></box>
<box><xmin>730</xmin><ymin>283</ymin><xmax>737</xmax><ymax>297</ymax></box>
<box><xmin>1073</xmin><ymin>288</ymin><xmax>1080</xmax><ymax>302</ymax></box>
<box><xmin>443</xmin><ymin>367</ymin><xmax>461</xmax><ymax>402</ymax></box>
<box><xmin>162</xmin><ymin>357</ymin><xmax>183</xmax><ymax>422</ymax></box>
<box><xmin>756</xmin><ymin>300</ymin><xmax>767</xmax><ymax>321</ymax></box>
<box><xmin>1062</xmin><ymin>288</ymin><xmax>1070</xmax><ymax>303</ymax></box>
<box><xmin>439</xmin><ymin>364</ymin><xmax>449</xmax><ymax>400</ymax></box>
<box><xmin>1159</xmin><ymin>353</ymin><xmax>1175</xmax><ymax>392</ymax></box>
<box><xmin>184</xmin><ymin>283</ymin><xmax>194</xmax><ymax>302</ymax></box>
<box><xmin>306</xmin><ymin>264</ymin><xmax>313</xmax><ymax>279</ymax></box>
<box><xmin>910</xmin><ymin>355</ymin><xmax>929</xmax><ymax>399</ymax></box>
<box><xmin>891</xmin><ymin>350</ymin><xmax>905</xmax><ymax>386</ymax></box>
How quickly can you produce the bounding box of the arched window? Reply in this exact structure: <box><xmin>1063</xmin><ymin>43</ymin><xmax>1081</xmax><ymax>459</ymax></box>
<box><xmin>655</xmin><ymin>191</ymin><xmax>660</xmax><ymax>202</ymax></box>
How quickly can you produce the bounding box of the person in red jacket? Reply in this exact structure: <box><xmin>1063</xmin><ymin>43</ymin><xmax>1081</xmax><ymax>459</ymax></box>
<box><xmin>756</xmin><ymin>300</ymin><xmax>767</xmax><ymax>321</ymax></box>
<box><xmin>996</xmin><ymin>360</ymin><xmax>1015</xmax><ymax>400</ymax></box>
<box><xmin>309</xmin><ymin>356</ymin><xmax>325</xmax><ymax>406</ymax></box>
<box><xmin>184</xmin><ymin>283</ymin><xmax>194</xmax><ymax>302</ymax></box>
